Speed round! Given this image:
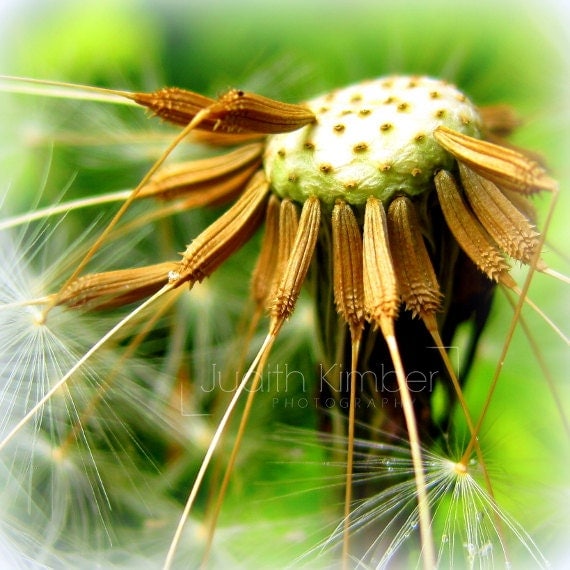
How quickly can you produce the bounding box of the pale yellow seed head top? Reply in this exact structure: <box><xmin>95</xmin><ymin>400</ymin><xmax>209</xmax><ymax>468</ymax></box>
<box><xmin>264</xmin><ymin>76</ymin><xmax>482</xmax><ymax>206</ymax></box>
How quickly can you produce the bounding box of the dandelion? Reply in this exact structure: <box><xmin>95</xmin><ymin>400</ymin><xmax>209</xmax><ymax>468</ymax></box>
<box><xmin>281</xmin><ymin>425</ymin><xmax>551</xmax><ymax>569</ymax></box>
<box><xmin>1</xmin><ymin>67</ymin><xmax>566</xmax><ymax>570</ymax></box>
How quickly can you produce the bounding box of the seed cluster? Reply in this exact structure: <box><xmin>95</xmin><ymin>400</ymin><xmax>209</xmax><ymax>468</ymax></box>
<box><xmin>264</xmin><ymin>76</ymin><xmax>482</xmax><ymax>205</ymax></box>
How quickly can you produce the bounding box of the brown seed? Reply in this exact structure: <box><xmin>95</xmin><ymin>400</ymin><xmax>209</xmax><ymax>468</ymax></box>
<box><xmin>478</xmin><ymin>104</ymin><xmax>521</xmax><ymax>137</ymax></box>
<box><xmin>174</xmin><ymin>171</ymin><xmax>269</xmax><ymax>285</ymax></box>
<box><xmin>387</xmin><ymin>196</ymin><xmax>442</xmax><ymax>318</ymax></box>
<box><xmin>458</xmin><ymin>163</ymin><xmax>540</xmax><ymax>264</ymax></box>
<box><xmin>134</xmin><ymin>87</ymin><xmax>316</xmax><ymax>135</ymax></box>
<box><xmin>434</xmin><ymin>170</ymin><xmax>515</xmax><ymax>286</ymax></box>
<box><xmin>57</xmin><ymin>261</ymin><xmax>178</xmax><ymax>310</ymax></box>
<box><xmin>270</xmin><ymin>196</ymin><xmax>321</xmax><ymax>324</ymax></box>
<box><xmin>251</xmin><ymin>195</ymin><xmax>281</xmax><ymax>307</ymax></box>
<box><xmin>332</xmin><ymin>200</ymin><xmax>365</xmax><ymax>340</ymax></box>
<box><xmin>133</xmin><ymin>87</ymin><xmax>216</xmax><ymax>128</ymax></box>
<box><xmin>362</xmin><ymin>196</ymin><xmax>399</xmax><ymax>330</ymax></box>
<box><xmin>434</xmin><ymin>126</ymin><xmax>557</xmax><ymax>194</ymax></box>
<box><xmin>139</xmin><ymin>143</ymin><xmax>263</xmax><ymax>203</ymax></box>
<box><xmin>267</xmin><ymin>198</ymin><xmax>299</xmax><ymax>311</ymax></box>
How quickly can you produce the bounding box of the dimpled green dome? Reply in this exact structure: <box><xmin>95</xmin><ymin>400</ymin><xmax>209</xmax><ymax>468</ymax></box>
<box><xmin>264</xmin><ymin>76</ymin><xmax>482</xmax><ymax>206</ymax></box>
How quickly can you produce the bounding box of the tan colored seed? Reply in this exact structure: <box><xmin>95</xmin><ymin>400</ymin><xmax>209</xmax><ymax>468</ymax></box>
<box><xmin>134</xmin><ymin>86</ymin><xmax>316</xmax><ymax>135</ymax></box>
<box><xmin>267</xmin><ymin>198</ymin><xmax>299</xmax><ymax>309</ymax></box>
<box><xmin>270</xmin><ymin>196</ymin><xmax>321</xmax><ymax>326</ymax></box>
<box><xmin>458</xmin><ymin>163</ymin><xmax>540</xmax><ymax>264</ymax></box>
<box><xmin>362</xmin><ymin>196</ymin><xmax>399</xmax><ymax>330</ymax></box>
<box><xmin>434</xmin><ymin>126</ymin><xmax>557</xmax><ymax>194</ymax></box>
<box><xmin>434</xmin><ymin>170</ymin><xmax>515</xmax><ymax>286</ymax></box>
<box><xmin>174</xmin><ymin>171</ymin><xmax>269</xmax><ymax>285</ymax></box>
<box><xmin>57</xmin><ymin>261</ymin><xmax>178</xmax><ymax>310</ymax></box>
<box><xmin>478</xmin><ymin>104</ymin><xmax>521</xmax><ymax>137</ymax></box>
<box><xmin>251</xmin><ymin>195</ymin><xmax>281</xmax><ymax>307</ymax></box>
<box><xmin>139</xmin><ymin>143</ymin><xmax>263</xmax><ymax>202</ymax></box>
<box><xmin>387</xmin><ymin>196</ymin><xmax>442</xmax><ymax>318</ymax></box>
<box><xmin>332</xmin><ymin>200</ymin><xmax>365</xmax><ymax>340</ymax></box>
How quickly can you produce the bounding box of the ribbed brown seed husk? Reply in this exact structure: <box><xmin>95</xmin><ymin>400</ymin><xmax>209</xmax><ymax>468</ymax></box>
<box><xmin>500</xmin><ymin>187</ymin><xmax>537</xmax><ymax>222</ymax></box>
<box><xmin>138</xmin><ymin>143</ymin><xmax>263</xmax><ymax>202</ymax></box>
<box><xmin>266</xmin><ymin>198</ymin><xmax>299</xmax><ymax>310</ymax></box>
<box><xmin>331</xmin><ymin>200</ymin><xmax>364</xmax><ymax>340</ymax></box>
<box><xmin>434</xmin><ymin>126</ymin><xmax>557</xmax><ymax>194</ymax></box>
<box><xmin>387</xmin><ymin>196</ymin><xmax>442</xmax><ymax>318</ymax></box>
<box><xmin>57</xmin><ymin>261</ymin><xmax>178</xmax><ymax>309</ymax></box>
<box><xmin>362</xmin><ymin>196</ymin><xmax>399</xmax><ymax>329</ymax></box>
<box><xmin>270</xmin><ymin>196</ymin><xmax>321</xmax><ymax>322</ymax></box>
<box><xmin>478</xmin><ymin>104</ymin><xmax>521</xmax><ymax>137</ymax></box>
<box><xmin>133</xmin><ymin>87</ymin><xmax>212</xmax><ymax>124</ymax></box>
<box><xmin>134</xmin><ymin>87</ymin><xmax>315</xmax><ymax>135</ymax></box>
<box><xmin>434</xmin><ymin>170</ymin><xmax>514</xmax><ymax>286</ymax></box>
<box><xmin>175</xmin><ymin>171</ymin><xmax>269</xmax><ymax>284</ymax></box>
<box><xmin>251</xmin><ymin>195</ymin><xmax>281</xmax><ymax>307</ymax></box>
<box><xmin>459</xmin><ymin>163</ymin><xmax>540</xmax><ymax>264</ymax></box>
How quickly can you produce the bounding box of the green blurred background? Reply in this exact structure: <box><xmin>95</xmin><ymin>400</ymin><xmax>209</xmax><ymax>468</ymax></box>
<box><xmin>0</xmin><ymin>0</ymin><xmax>568</xmax><ymax>567</ymax></box>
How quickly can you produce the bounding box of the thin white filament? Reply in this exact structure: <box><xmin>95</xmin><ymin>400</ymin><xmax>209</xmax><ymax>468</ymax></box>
<box><xmin>0</xmin><ymin>75</ymin><xmax>137</xmax><ymax>106</ymax></box>
<box><xmin>163</xmin><ymin>331</ymin><xmax>276</xmax><ymax>570</ymax></box>
<box><xmin>0</xmin><ymin>190</ymin><xmax>132</xmax><ymax>231</ymax></box>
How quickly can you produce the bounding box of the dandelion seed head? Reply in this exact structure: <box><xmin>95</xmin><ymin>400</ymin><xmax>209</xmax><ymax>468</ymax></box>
<box><xmin>265</xmin><ymin>76</ymin><xmax>481</xmax><ymax>206</ymax></box>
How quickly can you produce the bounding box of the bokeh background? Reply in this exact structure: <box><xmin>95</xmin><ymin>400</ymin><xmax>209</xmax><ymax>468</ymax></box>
<box><xmin>0</xmin><ymin>0</ymin><xmax>568</xmax><ymax>567</ymax></box>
